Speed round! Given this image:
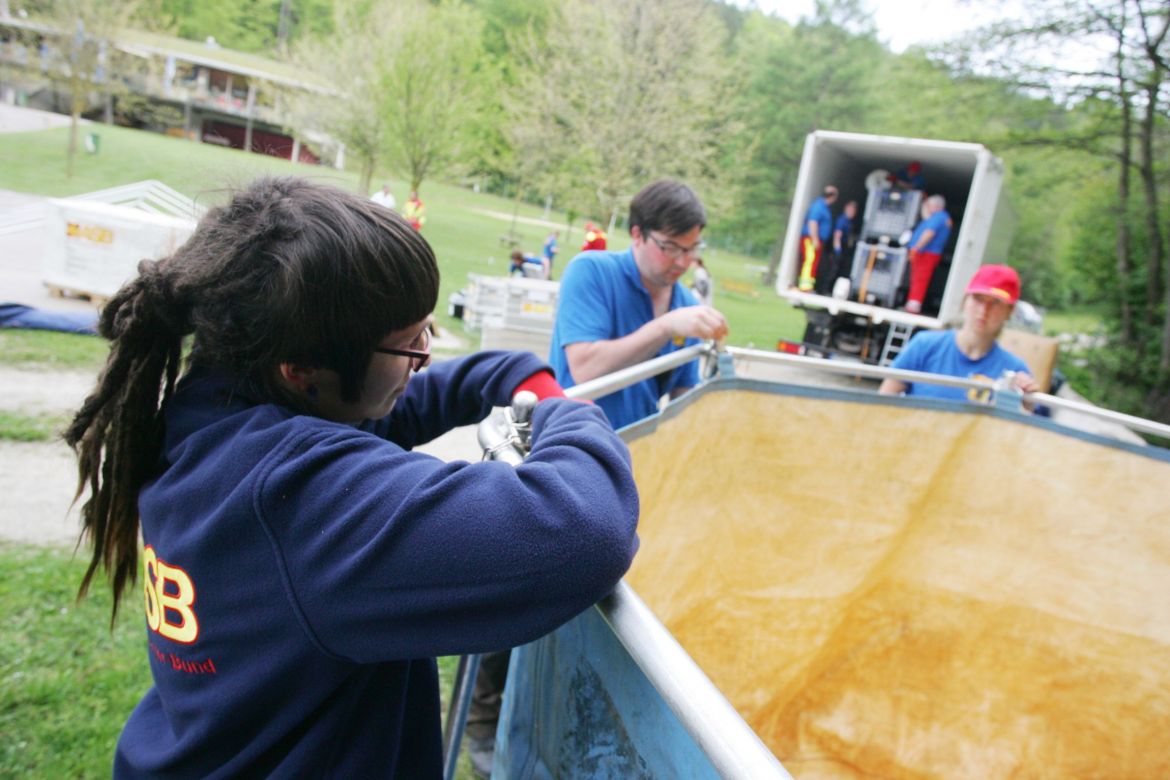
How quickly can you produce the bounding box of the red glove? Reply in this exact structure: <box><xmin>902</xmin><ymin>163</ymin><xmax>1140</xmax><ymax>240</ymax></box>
<box><xmin>513</xmin><ymin>370</ymin><xmax>592</xmax><ymax>403</ymax></box>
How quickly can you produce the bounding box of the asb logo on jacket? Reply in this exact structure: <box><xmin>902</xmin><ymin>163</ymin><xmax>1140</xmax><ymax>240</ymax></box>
<box><xmin>143</xmin><ymin>545</ymin><xmax>199</xmax><ymax>644</ymax></box>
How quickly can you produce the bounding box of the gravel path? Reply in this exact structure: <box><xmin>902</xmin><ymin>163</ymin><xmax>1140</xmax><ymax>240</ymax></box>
<box><xmin>0</xmin><ymin>366</ymin><xmax>94</xmax><ymax>546</ymax></box>
<box><xmin>0</xmin><ymin>364</ymin><xmax>481</xmax><ymax>547</ymax></box>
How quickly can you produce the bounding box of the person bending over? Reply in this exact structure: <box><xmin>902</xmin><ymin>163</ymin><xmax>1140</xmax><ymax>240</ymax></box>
<box><xmin>65</xmin><ymin>176</ymin><xmax>639</xmax><ymax>779</ymax></box>
<box><xmin>548</xmin><ymin>178</ymin><xmax>728</xmax><ymax>430</ymax></box>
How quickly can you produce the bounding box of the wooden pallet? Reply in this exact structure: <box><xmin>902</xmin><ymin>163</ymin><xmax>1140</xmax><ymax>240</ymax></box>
<box><xmin>45</xmin><ymin>283</ymin><xmax>109</xmax><ymax>309</ymax></box>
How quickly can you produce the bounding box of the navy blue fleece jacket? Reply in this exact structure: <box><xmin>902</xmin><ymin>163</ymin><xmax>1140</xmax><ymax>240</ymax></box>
<box><xmin>114</xmin><ymin>350</ymin><xmax>639</xmax><ymax>778</ymax></box>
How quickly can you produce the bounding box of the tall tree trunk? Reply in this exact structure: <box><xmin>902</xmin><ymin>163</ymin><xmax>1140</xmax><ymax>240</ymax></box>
<box><xmin>1115</xmin><ymin>29</ymin><xmax>1136</xmax><ymax>347</ymax></box>
<box><xmin>1139</xmin><ymin>86</ymin><xmax>1164</xmax><ymax>329</ymax></box>
<box><xmin>66</xmin><ymin>75</ymin><xmax>82</xmax><ymax>178</ymax></box>
<box><xmin>359</xmin><ymin>157</ymin><xmax>375</xmax><ymax>198</ymax></box>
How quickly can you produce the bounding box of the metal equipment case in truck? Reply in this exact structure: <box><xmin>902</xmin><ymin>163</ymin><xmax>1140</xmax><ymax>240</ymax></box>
<box><xmin>774</xmin><ymin>130</ymin><xmax>1013</xmax><ymax>365</ymax></box>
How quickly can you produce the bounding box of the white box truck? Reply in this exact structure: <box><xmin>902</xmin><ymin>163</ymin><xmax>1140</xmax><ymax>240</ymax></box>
<box><xmin>774</xmin><ymin>130</ymin><xmax>1014</xmax><ymax>365</ymax></box>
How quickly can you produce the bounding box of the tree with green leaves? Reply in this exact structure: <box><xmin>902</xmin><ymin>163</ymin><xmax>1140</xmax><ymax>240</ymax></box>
<box><xmin>37</xmin><ymin>0</ymin><xmax>150</xmax><ymax>177</ymax></box>
<box><xmin>288</xmin><ymin>0</ymin><xmax>487</xmax><ymax>197</ymax></box>
<box><xmin>156</xmin><ymin>0</ymin><xmax>333</xmax><ymax>55</ymax></box>
<box><xmin>380</xmin><ymin>0</ymin><xmax>488</xmax><ymax>196</ymax></box>
<box><xmin>507</xmin><ymin>0</ymin><xmax>739</xmax><ymax>230</ymax></box>
<box><xmin>727</xmin><ymin>0</ymin><xmax>886</xmax><ymax>272</ymax></box>
<box><xmin>285</xmin><ymin>2</ymin><xmax>388</xmax><ymax>195</ymax></box>
<box><xmin>953</xmin><ymin>0</ymin><xmax>1170</xmax><ymax>421</ymax></box>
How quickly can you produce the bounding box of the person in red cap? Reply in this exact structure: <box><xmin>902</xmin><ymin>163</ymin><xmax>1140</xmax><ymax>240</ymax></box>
<box><xmin>879</xmin><ymin>264</ymin><xmax>1039</xmax><ymax>404</ymax></box>
<box><xmin>888</xmin><ymin>160</ymin><xmax>926</xmax><ymax>190</ymax></box>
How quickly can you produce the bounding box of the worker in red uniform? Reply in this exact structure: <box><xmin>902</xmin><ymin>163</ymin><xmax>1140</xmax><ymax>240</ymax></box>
<box><xmin>581</xmin><ymin>222</ymin><xmax>608</xmax><ymax>251</ymax></box>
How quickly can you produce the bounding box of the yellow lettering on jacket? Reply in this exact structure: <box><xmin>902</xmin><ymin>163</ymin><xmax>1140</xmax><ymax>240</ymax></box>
<box><xmin>142</xmin><ymin>545</ymin><xmax>199</xmax><ymax>644</ymax></box>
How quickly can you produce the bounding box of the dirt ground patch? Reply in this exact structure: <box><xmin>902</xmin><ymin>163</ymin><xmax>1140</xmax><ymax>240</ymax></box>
<box><xmin>0</xmin><ymin>366</ymin><xmax>90</xmax><ymax>545</ymax></box>
<box><xmin>0</xmin><ymin>364</ymin><xmax>480</xmax><ymax>547</ymax></box>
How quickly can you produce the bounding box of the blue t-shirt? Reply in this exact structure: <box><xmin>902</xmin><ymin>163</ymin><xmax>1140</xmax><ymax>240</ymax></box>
<box><xmin>542</xmin><ymin>236</ymin><xmax>558</xmax><ymax>262</ymax></box>
<box><xmin>833</xmin><ymin>213</ymin><xmax>853</xmax><ymax>248</ymax></box>
<box><xmin>915</xmin><ymin>210</ymin><xmax>952</xmax><ymax>254</ymax></box>
<box><xmin>801</xmin><ymin>197</ymin><xmax>833</xmax><ymax>241</ymax></box>
<box><xmin>895</xmin><ymin>167</ymin><xmax>926</xmax><ymax>189</ymax></box>
<box><xmin>549</xmin><ymin>248</ymin><xmax>701</xmax><ymax>429</ymax></box>
<box><xmin>891</xmin><ymin>329</ymin><xmax>1031</xmax><ymax>402</ymax></box>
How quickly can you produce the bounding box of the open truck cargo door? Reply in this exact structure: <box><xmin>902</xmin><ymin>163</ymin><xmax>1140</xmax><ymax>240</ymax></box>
<box><xmin>772</xmin><ymin>131</ymin><xmax>1015</xmax><ymax>365</ymax></box>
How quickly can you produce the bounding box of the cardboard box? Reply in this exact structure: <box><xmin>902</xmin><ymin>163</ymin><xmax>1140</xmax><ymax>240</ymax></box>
<box><xmin>998</xmin><ymin>329</ymin><xmax>1059</xmax><ymax>392</ymax></box>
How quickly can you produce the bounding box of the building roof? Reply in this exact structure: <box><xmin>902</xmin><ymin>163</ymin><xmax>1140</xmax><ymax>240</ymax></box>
<box><xmin>0</xmin><ymin>15</ymin><xmax>330</xmax><ymax>93</ymax></box>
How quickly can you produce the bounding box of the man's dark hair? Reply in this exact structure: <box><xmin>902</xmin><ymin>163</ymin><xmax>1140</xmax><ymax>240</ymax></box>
<box><xmin>628</xmin><ymin>179</ymin><xmax>706</xmax><ymax>238</ymax></box>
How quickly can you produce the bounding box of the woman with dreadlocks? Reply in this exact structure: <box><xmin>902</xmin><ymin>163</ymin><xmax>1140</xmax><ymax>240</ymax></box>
<box><xmin>66</xmin><ymin>177</ymin><xmax>639</xmax><ymax>778</ymax></box>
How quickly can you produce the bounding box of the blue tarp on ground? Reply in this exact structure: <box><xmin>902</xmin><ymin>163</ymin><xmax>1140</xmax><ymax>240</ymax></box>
<box><xmin>0</xmin><ymin>303</ymin><xmax>98</xmax><ymax>335</ymax></box>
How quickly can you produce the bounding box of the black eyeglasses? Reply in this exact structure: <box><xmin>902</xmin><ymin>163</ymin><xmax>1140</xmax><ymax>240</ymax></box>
<box><xmin>648</xmin><ymin>233</ymin><xmax>706</xmax><ymax>261</ymax></box>
<box><xmin>373</xmin><ymin>328</ymin><xmax>431</xmax><ymax>371</ymax></box>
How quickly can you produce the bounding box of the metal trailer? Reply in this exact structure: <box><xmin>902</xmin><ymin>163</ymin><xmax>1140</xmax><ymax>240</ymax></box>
<box><xmin>444</xmin><ymin>346</ymin><xmax>1170</xmax><ymax>779</ymax></box>
<box><xmin>459</xmin><ymin>273</ymin><xmax>559</xmax><ymax>358</ymax></box>
<box><xmin>773</xmin><ymin>130</ymin><xmax>1014</xmax><ymax>365</ymax></box>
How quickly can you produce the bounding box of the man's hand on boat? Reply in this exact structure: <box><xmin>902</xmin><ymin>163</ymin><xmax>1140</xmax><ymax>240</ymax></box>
<box><xmin>661</xmin><ymin>305</ymin><xmax>729</xmax><ymax>343</ymax></box>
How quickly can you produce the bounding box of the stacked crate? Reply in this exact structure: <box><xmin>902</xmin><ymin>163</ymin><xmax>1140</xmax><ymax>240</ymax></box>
<box><xmin>849</xmin><ymin>187</ymin><xmax>923</xmax><ymax>308</ymax></box>
<box><xmin>464</xmin><ymin>273</ymin><xmax>560</xmax><ymax>357</ymax></box>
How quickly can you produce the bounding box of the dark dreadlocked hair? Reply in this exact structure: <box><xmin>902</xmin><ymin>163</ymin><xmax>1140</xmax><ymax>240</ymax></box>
<box><xmin>64</xmin><ymin>176</ymin><xmax>440</xmax><ymax>619</ymax></box>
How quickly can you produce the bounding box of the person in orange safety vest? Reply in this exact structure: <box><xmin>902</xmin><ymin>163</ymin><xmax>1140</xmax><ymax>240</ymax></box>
<box><xmin>403</xmin><ymin>192</ymin><xmax>426</xmax><ymax>231</ymax></box>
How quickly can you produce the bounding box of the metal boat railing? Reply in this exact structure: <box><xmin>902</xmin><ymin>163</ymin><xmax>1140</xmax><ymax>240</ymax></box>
<box><xmin>445</xmin><ymin>342</ymin><xmax>1170</xmax><ymax>779</ymax></box>
<box><xmin>725</xmin><ymin>345</ymin><xmax>1170</xmax><ymax>441</ymax></box>
<box><xmin>448</xmin><ymin>343</ymin><xmax>788</xmax><ymax>780</ymax></box>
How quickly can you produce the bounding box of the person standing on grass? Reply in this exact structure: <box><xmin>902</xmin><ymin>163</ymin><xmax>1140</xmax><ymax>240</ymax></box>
<box><xmin>690</xmin><ymin>256</ymin><xmax>713</xmax><ymax>307</ymax></box>
<box><xmin>65</xmin><ymin>176</ymin><xmax>639</xmax><ymax>778</ymax></box>
<box><xmin>403</xmin><ymin>191</ymin><xmax>426</xmax><ymax>230</ymax></box>
<box><xmin>370</xmin><ymin>183</ymin><xmax>397</xmax><ymax>211</ymax></box>
<box><xmin>542</xmin><ymin>230</ymin><xmax>560</xmax><ymax>279</ymax></box>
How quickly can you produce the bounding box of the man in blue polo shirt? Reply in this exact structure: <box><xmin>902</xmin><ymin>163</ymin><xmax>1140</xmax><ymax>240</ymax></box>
<box><xmin>548</xmin><ymin>179</ymin><xmax>729</xmax><ymax>430</ymax></box>
<box><xmin>798</xmin><ymin>185</ymin><xmax>838</xmax><ymax>292</ymax></box>
<box><xmin>904</xmin><ymin>194</ymin><xmax>953</xmax><ymax>314</ymax></box>
<box><xmin>465</xmin><ymin>181</ymin><xmax>728</xmax><ymax>776</ymax></box>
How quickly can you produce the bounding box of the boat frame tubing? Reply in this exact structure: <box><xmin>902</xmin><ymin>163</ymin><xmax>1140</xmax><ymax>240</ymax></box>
<box><xmin>725</xmin><ymin>346</ymin><xmax>1170</xmax><ymax>441</ymax></box>
<box><xmin>595</xmin><ymin>582</ymin><xmax>793</xmax><ymax>778</ymax></box>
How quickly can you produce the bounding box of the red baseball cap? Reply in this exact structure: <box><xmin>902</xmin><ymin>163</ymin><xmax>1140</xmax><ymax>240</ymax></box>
<box><xmin>965</xmin><ymin>264</ymin><xmax>1020</xmax><ymax>303</ymax></box>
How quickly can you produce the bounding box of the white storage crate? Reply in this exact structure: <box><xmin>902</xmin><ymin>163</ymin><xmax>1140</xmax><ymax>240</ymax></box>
<box><xmin>42</xmin><ymin>198</ymin><xmax>196</xmax><ymax>300</ymax></box>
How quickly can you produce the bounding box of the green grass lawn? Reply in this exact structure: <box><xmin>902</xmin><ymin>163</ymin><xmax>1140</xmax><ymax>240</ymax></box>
<box><xmin>0</xmin><ymin>330</ymin><xmax>108</xmax><ymax>370</ymax></box>
<box><xmin>0</xmin><ymin>544</ymin><xmax>148</xmax><ymax>777</ymax></box>
<box><xmin>1041</xmin><ymin>305</ymin><xmax>1108</xmax><ymax>339</ymax></box>
<box><xmin>0</xmin><ymin>543</ymin><xmax>473</xmax><ymax>778</ymax></box>
<box><xmin>0</xmin><ymin>410</ymin><xmax>67</xmax><ymax>442</ymax></box>
<box><xmin>1</xmin><ymin>122</ymin><xmax>807</xmax><ymax>348</ymax></box>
